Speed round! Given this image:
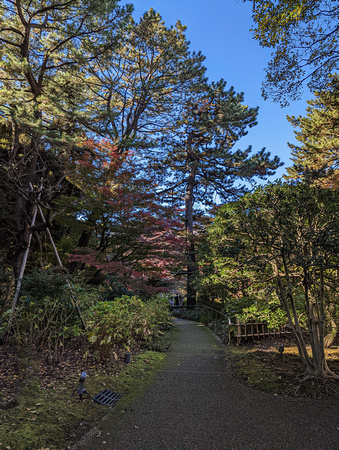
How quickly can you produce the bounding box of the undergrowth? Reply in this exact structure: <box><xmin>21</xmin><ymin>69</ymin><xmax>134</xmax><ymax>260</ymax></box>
<box><xmin>0</xmin><ymin>326</ymin><xmax>176</xmax><ymax>450</ymax></box>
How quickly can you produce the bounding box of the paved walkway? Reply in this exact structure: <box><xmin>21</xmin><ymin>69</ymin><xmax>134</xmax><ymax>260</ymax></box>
<box><xmin>76</xmin><ymin>319</ymin><xmax>339</xmax><ymax>449</ymax></box>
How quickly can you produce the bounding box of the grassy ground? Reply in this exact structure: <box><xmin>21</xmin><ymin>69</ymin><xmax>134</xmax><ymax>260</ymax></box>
<box><xmin>0</xmin><ymin>328</ymin><xmax>176</xmax><ymax>450</ymax></box>
<box><xmin>226</xmin><ymin>338</ymin><xmax>339</xmax><ymax>399</ymax></box>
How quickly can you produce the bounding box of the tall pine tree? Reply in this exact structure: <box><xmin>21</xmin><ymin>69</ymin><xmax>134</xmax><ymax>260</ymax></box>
<box><xmin>0</xmin><ymin>0</ymin><xmax>130</xmax><ymax>281</ymax></box>
<box><xmin>153</xmin><ymin>79</ymin><xmax>282</xmax><ymax>305</ymax></box>
<box><xmin>84</xmin><ymin>8</ymin><xmax>206</xmax><ymax>153</ymax></box>
<box><xmin>286</xmin><ymin>76</ymin><xmax>339</xmax><ymax>188</ymax></box>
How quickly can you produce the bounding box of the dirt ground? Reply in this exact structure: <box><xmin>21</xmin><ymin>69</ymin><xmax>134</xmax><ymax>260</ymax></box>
<box><xmin>226</xmin><ymin>336</ymin><xmax>339</xmax><ymax>399</ymax></box>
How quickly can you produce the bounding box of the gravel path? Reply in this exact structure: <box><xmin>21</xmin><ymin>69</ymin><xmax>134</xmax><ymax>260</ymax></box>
<box><xmin>76</xmin><ymin>318</ymin><xmax>339</xmax><ymax>449</ymax></box>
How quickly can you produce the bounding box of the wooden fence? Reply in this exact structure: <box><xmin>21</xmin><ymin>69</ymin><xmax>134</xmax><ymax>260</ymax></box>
<box><xmin>171</xmin><ymin>306</ymin><xmax>292</xmax><ymax>345</ymax></box>
<box><xmin>236</xmin><ymin>322</ymin><xmax>291</xmax><ymax>344</ymax></box>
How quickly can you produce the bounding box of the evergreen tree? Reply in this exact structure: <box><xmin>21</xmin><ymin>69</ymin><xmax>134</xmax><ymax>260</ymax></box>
<box><xmin>286</xmin><ymin>76</ymin><xmax>339</xmax><ymax>188</ymax></box>
<box><xmin>84</xmin><ymin>8</ymin><xmax>206</xmax><ymax>153</ymax></box>
<box><xmin>154</xmin><ymin>79</ymin><xmax>282</xmax><ymax>305</ymax></box>
<box><xmin>0</xmin><ymin>0</ymin><xmax>131</xmax><ymax>281</ymax></box>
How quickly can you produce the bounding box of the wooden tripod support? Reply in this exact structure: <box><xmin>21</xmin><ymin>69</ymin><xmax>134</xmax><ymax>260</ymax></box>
<box><xmin>10</xmin><ymin>183</ymin><xmax>86</xmax><ymax>329</ymax></box>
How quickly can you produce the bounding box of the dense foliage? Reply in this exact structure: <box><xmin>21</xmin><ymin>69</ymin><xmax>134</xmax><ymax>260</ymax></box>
<box><xmin>85</xmin><ymin>295</ymin><xmax>170</xmax><ymax>358</ymax></box>
<box><xmin>203</xmin><ymin>181</ymin><xmax>339</xmax><ymax>377</ymax></box>
<box><xmin>286</xmin><ymin>76</ymin><xmax>339</xmax><ymax>188</ymax></box>
<box><xmin>0</xmin><ymin>0</ymin><xmax>280</xmax><ymax>317</ymax></box>
<box><xmin>1</xmin><ymin>267</ymin><xmax>170</xmax><ymax>360</ymax></box>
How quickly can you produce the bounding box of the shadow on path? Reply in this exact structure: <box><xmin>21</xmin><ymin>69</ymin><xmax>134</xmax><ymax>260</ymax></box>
<box><xmin>76</xmin><ymin>319</ymin><xmax>339</xmax><ymax>449</ymax></box>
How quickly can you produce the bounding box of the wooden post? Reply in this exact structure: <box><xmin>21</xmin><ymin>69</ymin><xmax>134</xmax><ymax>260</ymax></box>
<box><xmin>37</xmin><ymin>204</ymin><xmax>86</xmax><ymax>329</ymax></box>
<box><xmin>237</xmin><ymin>323</ymin><xmax>241</xmax><ymax>345</ymax></box>
<box><xmin>11</xmin><ymin>197</ymin><xmax>39</xmax><ymax>314</ymax></box>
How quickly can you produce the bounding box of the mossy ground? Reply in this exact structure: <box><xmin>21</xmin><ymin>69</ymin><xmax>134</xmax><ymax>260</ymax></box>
<box><xmin>0</xmin><ymin>327</ymin><xmax>176</xmax><ymax>450</ymax></box>
<box><xmin>226</xmin><ymin>339</ymin><xmax>339</xmax><ymax>399</ymax></box>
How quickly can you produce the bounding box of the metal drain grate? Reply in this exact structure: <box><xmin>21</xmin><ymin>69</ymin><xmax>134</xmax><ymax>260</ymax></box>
<box><xmin>93</xmin><ymin>389</ymin><xmax>124</xmax><ymax>406</ymax></box>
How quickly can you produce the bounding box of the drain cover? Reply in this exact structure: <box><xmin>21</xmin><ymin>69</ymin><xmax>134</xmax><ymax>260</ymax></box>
<box><xmin>93</xmin><ymin>389</ymin><xmax>124</xmax><ymax>406</ymax></box>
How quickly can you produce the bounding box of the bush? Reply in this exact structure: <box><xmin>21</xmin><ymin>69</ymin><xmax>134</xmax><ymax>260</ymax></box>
<box><xmin>3</xmin><ymin>296</ymin><xmax>81</xmax><ymax>358</ymax></box>
<box><xmin>234</xmin><ymin>293</ymin><xmax>308</xmax><ymax>329</ymax></box>
<box><xmin>85</xmin><ymin>295</ymin><xmax>170</xmax><ymax>359</ymax></box>
<box><xmin>1</xmin><ymin>271</ymin><xmax>98</xmax><ymax>355</ymax></box>
<box><xmin>20</xmin><ymin>269</ymin><xmax>69</xmax><ymax>301</ymax></box>
<box><xmin>235</xmin><ymin>301</ymin><xmax>286</xmax><ymax>329</ymax></box>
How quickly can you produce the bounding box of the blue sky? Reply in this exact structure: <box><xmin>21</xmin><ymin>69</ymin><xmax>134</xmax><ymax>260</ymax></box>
<box><xmin>122</xmin><ymin>0</ymin><xmax>311</xmax><ymax>181</ymax></box>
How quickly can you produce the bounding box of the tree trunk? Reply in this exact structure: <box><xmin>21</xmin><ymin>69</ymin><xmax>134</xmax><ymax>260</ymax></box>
<box><xmin>185</xmin><ymin>163</ymin><xmax>198</xmax><ymax>307</ymax></box>
<box><xmin>272</xmin><ymin>259</ymin><xmax>313</xmax><ymax>368</ymax></box>
<box><xmin>303</xmin><ymin>266</ymin><xmax>336</xmax><ymax>377</ymax></box>
<box><xmin>324</xmin><ymin>309</ymin><xmax>337</xmax><ymax>348</ymax></box>
<box><xmin>273</xmin><ymin>259</ymin><xmax>337</xmax><ymax>378</ymax></box>
<box><xmin>10</xmin><ymin>14</ymin><xmax>43</xmax><ymax>282</ymax></box>
<box><xmin>68</xmin><ymin>229</ymin><xmax>93</xmax><ymax>274</ymax></box>
<box><xmin>186</xmin><ymin>239</ymin><xmax>197</xmax><ymax>307</ymax></box>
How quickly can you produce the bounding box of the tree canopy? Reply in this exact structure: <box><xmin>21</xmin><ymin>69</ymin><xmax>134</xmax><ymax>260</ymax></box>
<box><xmin>244</xmin><ymin>0</ymin><xmax>339</xmax><ymax>104</ymax></box>
<box><xmin>208</xmin><ymin>181</ymin><xmax>339</xmax><ymax>377</ymax></box>
<box><xmin>60</xmin><ymin>138</ymin><xmax>186</xmax><ymax>296</ymax></box>
<box><xmin>0</xmin><ymin>0</ymin><xmax>131</xmax><ymax>279</ymax></box>
<box><xmin>286</xmin><ymin>76</ymin><xmax>339</xmax><ymax>187</ymax></box>
<box><xmin>85</xmin><ymin>8</ymin><xmax>206</xmax><ymax>152</ymax></box>
<box><xmin>0</xmin><ymin>2</ymin><xmax>284</xmax><ymax>335</ymax></box>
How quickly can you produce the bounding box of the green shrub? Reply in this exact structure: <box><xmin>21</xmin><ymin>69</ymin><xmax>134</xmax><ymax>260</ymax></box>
<box><xmin>234</xmin><ymin>293</ymin><xmax>308</xmax><ymax>329</ymax></box>
<box><xmin>3</xmin><ymin>296</ymin><xmax>81</xmax><ymax>356</ymax></box>
<box><xmin>235</xmin><ymin>302</ymin><xmax>286</xmax><ymax>329</ymax></box>
<box><xmin>20</xmin><ymin>269</ymin><xmax>69</xmax><ymax>301</ymax></box>
<box><xmin>1</xmin><ymin>272</ymin><xmax>94</xmax><ymax>354</ymax></box>
<box><xmin>85</xmin><ymin>295</ymin><xmax>170</xmax><ymax>359</ymax></box>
